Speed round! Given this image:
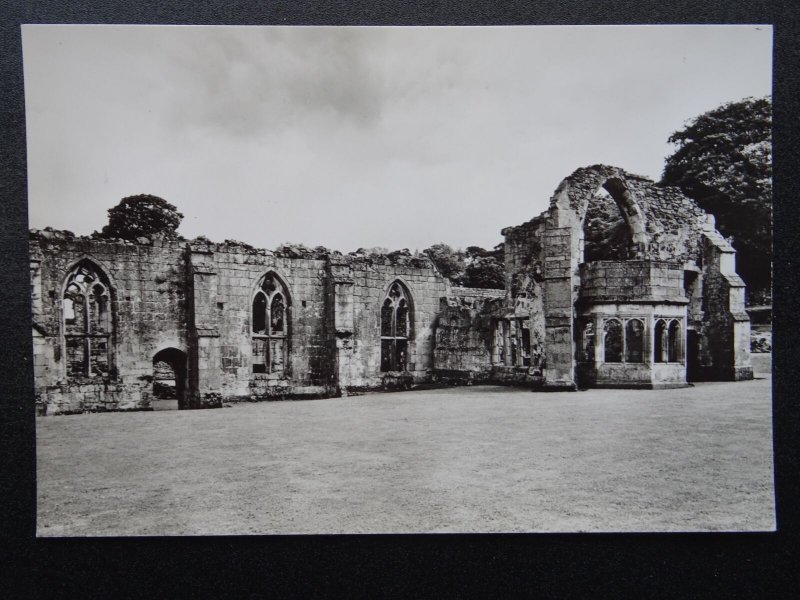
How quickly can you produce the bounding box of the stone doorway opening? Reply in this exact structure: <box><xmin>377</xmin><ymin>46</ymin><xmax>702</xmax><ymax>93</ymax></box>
<box><xmin>152</xmin><ymin>348</ymin><xmax>187</xmax><ymax>410</ymax></box>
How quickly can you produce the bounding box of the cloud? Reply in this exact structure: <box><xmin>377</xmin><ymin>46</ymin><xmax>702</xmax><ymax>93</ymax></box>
<box><xmin>160</xmin><ymin>27</ymin><xmax>387</xmax><ymax>140</ymax></box>
<box><xmin>23</xmin><ymin>25</ymin><xmax>772</xmax><ymax>252</ymax></box>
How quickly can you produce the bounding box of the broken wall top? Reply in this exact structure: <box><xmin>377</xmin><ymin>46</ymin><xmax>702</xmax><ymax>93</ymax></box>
<box><xmin>544</xmin><ymin>164</ymin><xmax>720</xmax><ymax>265</ymax></box>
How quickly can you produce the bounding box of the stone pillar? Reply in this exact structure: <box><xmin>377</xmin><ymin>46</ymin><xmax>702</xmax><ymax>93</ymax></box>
<box><xmin>542</xmin><ymin>220</ymin><xmax>579</xmax><ymax>391</ymax></box>
<box><xmin>187</xmin><ymin>243</ymin><xmax>222</xmax><ymax>408</ymax></box>
<box><xmin>328</xmin><ymin>257</ymin><xmax>355</xmax><ymax>395</ymax></box>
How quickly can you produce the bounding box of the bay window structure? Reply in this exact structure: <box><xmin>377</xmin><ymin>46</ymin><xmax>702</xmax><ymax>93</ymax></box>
<box><xmin>62</xmin><ymin>261</ymin><xmax>113</xmax><ymax>379</ymax></box>
<box><xmin>251</xmin><ymin>273</ymin><xmax>289</xmax><ymax>374</ymax></box>
<box><xmin>381</xmin><ymin>281</ymin><xmax>412</xmax><ymax>372</ymax></box>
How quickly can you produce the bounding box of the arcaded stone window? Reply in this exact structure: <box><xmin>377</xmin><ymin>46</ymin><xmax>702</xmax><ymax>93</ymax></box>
<box><xmin>252</xmin><ymin>273</ymin><xmax>289</xmax><ymax>374</ymax></box>
<box><xmin>625</xmin><ymin>319</ymin><xmax>645</xmax><ymax>363</ymax></box>
<box><xmin>603</xmin><ymin>319</ymin><xmax>623</xmax><ymax>363</ymax></box>
<box><xmin>655</xmin><ymin>318</ymin><xmax>682</xmax><ymax>363</ymax></box>
<box><xmin>381</xmin><ymin>281</ymin><xmax>411</xmax><ymax>372</ymax></box>
<box><xmin>62</xmin><ymin>261</ymin><xmax>112</xmax><ymax>379</ymax></box>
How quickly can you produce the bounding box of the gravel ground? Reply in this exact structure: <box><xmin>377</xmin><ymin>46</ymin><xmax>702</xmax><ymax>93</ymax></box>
<box><xmin>36</xmin><ymin>376</ymin><xmax>775</xmax><ymax>536</ymax></box>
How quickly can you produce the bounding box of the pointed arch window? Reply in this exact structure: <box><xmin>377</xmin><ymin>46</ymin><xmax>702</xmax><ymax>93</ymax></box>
<box><xmin>381</xmin><ymin>281</ymin><xmax>412</xmax><ymax>372</ymax></box>
<box><xmin>62</xmin><ymin>261</ymin><xmax>113</xmax><ymax>379</ymax></box>
<box><xmin>668</xmin><ymin>319</ymin><xmax>681</xmax><ymax>363</ymax></box>
<box><xmin>654</xmin><ymin>319</ymin><xmax>668</xmax><ymax>363</ymax></box>
<box><xmin>603</xmin><ymin>319</ymin><xmax>623</xmax><ymax>363</ymax></box>
<box><xmin>252</xmin><ymin>273</ymin><xmax>289</xmax><ymax>374</ymax></box>
<box><xmin>625</xmin><ymin>319</ymin><xmax>645</xmax><ymax>363</ymax></box>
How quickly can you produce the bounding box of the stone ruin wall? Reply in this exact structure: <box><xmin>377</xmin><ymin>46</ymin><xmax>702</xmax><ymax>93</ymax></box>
<box><xmin>185</xmin><ymin>238</ymin><xmax>333</xmax><ymax>403</ymax></box>
<box><xmin>30</xmin><ymin>164</ymin><xmax>754</xmax><ymax>413</ymax></box>
<box><xmin>31</xmin><ymin>232</ymin><xmax>190</xmax><ymax>413</ymax></box>
<box><xmin>432</xmin><ymin>287</ymin><xmax>503</xmax><ymax>384</ymax></box>
<box><xmin>330</xmin><ymin>256</ymin><xmax>451</xmax><ymax>393</ymax></box>
<box><xmin>430</xmin><ymin>213</ymin><xmax>548</xmax><ymax>387</ymax></box>
<box><xmin>501</xmin><ymin>218</ymin><xmax>547</xmax><ymax>379</ymax></box>
<box><xmin>30</xmin><ymin>230</ymin><xmax>450</xmax><ymax>413</ymax></box>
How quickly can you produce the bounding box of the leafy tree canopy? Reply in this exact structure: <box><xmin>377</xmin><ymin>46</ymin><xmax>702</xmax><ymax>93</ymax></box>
<box><xmin>99</xmin><ymin>194</ymin><xmax>184</xmax><ymax>240</ymax></box>
<box><xmin>661</xmin><ymin>96</ymin><xmax>772</xmax><ymax>302</ymax></box>
<box><xmin>424</xmin><ymin>242</ymin><xmax>506</xmax><ymax>289</ymax></box>
<box><xmin>462</xmin><ymin>255</ymin><xmax>505</xmax><ymax>289</ymax></box>
<box><xmin>424</xmin><ymin>243</ymin><xmax>466</xmax><ymax>281</ymax></box>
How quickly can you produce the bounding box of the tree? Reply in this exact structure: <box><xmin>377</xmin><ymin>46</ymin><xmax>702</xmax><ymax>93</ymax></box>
<box><xmin>462</xmin><ymin>255</ymin><xmax>505</xmax><ymax>289</ymax></box>
<box><xmin>98</xmin><ymin>194</ymin><xmax>184</xmax><ymax>240</ymax></box>
<box><xmin>661</xmin><ymin>96</ymin><xmax>772</xmax><ymax>303</ymax></box>
<box><xmin>461</xmin><ymin>244</ymin><xmax>505</xmax><ymax>289</ymax></box>
<box><xmin>424</xmin><ymin>243</ymin><xmax>465</xmax><ymax>281</ymax></box>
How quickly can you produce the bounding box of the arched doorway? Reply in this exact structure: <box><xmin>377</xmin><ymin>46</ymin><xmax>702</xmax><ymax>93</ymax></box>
<box><xmin>152</xmin><ymin>348</ymin><xmax>187</xmax><ymax>410</ymax></box>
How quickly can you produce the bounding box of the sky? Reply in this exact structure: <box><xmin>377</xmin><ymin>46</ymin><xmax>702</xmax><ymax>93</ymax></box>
<box><xmin>22</xmin><ymin>25</ymin><xmax>772</xmax><ymax>253</ymax></box>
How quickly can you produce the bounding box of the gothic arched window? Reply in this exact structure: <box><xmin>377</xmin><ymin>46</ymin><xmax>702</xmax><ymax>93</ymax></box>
<box><xmin>654</xmin><ymin>319</ymin><xmax>668</xmax><ymax>363</ymax></box>
<box><xmin>62</xmin><ymin>261</ymin><xmax>113</xmax><ymax>379</ymax></box>
<box><xmin>603</xmin><ymin>319</ymin><xmax>623</xmax><ymax>363</ymax></box>
<box><xmin>252</xmin><ymin>273</ymin><xmax>290</xmax><ymax>374</ymax></box>
<box><xmin>668</xmin><ymin>319</ymin><xmax>681</xmax><ymax>363</ymax></box>
<box><xmin>381</xmin><ymin>281</ymin><xmax>412</xmax><ymax>372</ymax></box>
<box><xmin>625</xmin><ymin>319</ymin><xmax>645</xmax><ymax>363</ymax></box>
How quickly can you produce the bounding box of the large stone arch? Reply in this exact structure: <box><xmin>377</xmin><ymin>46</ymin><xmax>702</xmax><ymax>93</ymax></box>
<box><xmin>541</xmin><ymin>165</ymin><xmax>650</xmax><ymax>390</ymax></box>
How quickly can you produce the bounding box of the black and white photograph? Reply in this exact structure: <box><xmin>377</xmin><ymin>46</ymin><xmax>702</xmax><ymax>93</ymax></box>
<box><xmin>22</xmin><ymin>24</ymin><xmax>774</xmax><ymax>536</ymax></box>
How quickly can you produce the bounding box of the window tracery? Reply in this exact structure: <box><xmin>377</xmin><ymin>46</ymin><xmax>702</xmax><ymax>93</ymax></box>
<box><xmin>62</xmin><ymin>261</ymin><xmax>112</xmax><ymax>379</ymax></box>
<box><xmin>381</xmin><ymin>281</ymin><xmax>411</xmax><ymax>372</ymax></box>
<box><xmin>252</xmin><ymin>273</ymin><xmax>289</xmax><ymax>374</ymax></box>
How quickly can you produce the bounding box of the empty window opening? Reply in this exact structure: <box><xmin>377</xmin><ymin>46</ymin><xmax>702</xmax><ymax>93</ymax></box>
<box><xmin>603</xmin><ymin>319</ymin><xmax>623</xmax><ymax>363</ymax></box>
<box><xmin>655</xmin><ymin>318</ymin><xmax>682</xmax><ymax>363</ymax></box>
<box><xmin>668</xmin><ymin>319</ymin><xmax>681</xmax><ymax>363</ymax></box>
<box><xmin>625</xmin><ymin>319</ymin><xmax>645</xmax><ymax>363</ymax></box>
<box><xmin>654</xmin><ymin>319</ymin><xmax>667</xmax><ymax>363</ymax></box>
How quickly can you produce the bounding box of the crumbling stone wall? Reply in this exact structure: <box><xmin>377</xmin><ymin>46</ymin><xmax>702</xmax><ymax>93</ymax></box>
<box><xmin>696</xmin><ymin>231</ymin><xmax>753</xmax><ymax>380</ymax></box>
<box><xmin>30</xmin><ymin>162</ymin><xmax>755</xmax><ymax>411</ymax></box>
<box><xmin>183</xmin><ymin>238</ymin><xmax>334</xmax><ymax>405</ymax></box>
<box><xmin>31</xmin><ymin>230</ymin><xmax>448</xmax><ymax>413</ymax></box>
<box><xmin>500</xmin><ymin>216</ymin><xmax>546</xmax><ymax>376</ymax></box>
<box><xmin>30</xmin><ymin>230</ymin><xmax>189</xmax><ymax>414</ymax></box>
<box><xmin>333</xmin><ymin>255</ymin><xmax>450</xmax><ymax>393</ymax></box>
<box><xmin>432</xmin><ymin>287</ymin><xmax>503</xmax><ymax>384</ymax></box>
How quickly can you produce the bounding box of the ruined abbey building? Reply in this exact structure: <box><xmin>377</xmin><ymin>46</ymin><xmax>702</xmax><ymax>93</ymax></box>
<box><xmin>30</xmin><ymin>165</ymin><xmax>753</xmax><ymax>415</ymax></box>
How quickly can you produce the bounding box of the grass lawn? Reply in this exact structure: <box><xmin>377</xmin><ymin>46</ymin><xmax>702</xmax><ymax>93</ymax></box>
<box><xmin>36</xmin><ymin>377</ymin><xmax>775</xmax><ymax>535</ymax></box>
